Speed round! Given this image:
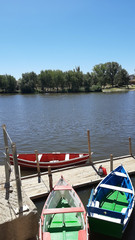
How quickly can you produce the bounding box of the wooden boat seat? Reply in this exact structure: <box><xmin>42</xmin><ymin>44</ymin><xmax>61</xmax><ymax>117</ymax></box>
<box><xmin>65</xmin><ymin>153</ymin><xmax>69</xmax><ymax>160</ymax></box>
<box><xmin>121</xmin><ymin>207</ymin><xmax>127</xmax><ymax>213</ymax></box>
<box><xmin>91</xmin><ymin>201</ymin><xmax>99</xmax><ymax>208</ymax></box>
<box><xmin>48</xmin><ymin>212</ymin><xmax>82</xmax><ymax>233</ymax></box>
<box><xmin>100</xmin><ymin>184</ymin><xmax>133</xmax><ymax>194</ymax></box>
<box><xmin>64</xmin><ymin>212</ymin><xmax>81</xmax><ymax>228</ymax></box>
<box><xmin>111</xmin><ymin>172</ymin><xmax>127</xmax><ymax>178</ymax></box>
<box><xmin>43</xmin><ymin>207</ymin><xmax>84</xmax><ymax>215</ymax></box>
<box><xmin>38</xmin><ymin>154</ymin><xmax>42</xmax><ymax>162</ymax></box>
<box><xmin>49</xmin><ymin>214</ymin><xmax>63</xmax><ymax>229</ymax></box>
<box><xmin>54</xmin><ymin>185</ymin><xmax>72</xmax><ymax>191</ymax></box>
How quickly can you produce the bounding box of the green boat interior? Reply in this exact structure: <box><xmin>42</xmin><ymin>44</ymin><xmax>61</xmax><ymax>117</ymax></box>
<box><xmin>100</xmin><ymin>190</ymin><xmax>129</xmax><ymax>212</ymax></box>
<box><xmin>93</xmin><ymin>170</ymin><xmax>133</xmax><ymax>214</ymax></box>
<box><xmin>43</xmin><ymin>198</ymin><xmax>84</xmax><ymax>240</ymax></box>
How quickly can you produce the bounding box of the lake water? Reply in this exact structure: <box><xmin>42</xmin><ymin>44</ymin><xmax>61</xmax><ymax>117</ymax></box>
<box><xmin>0</xmin><ymin>91</ymin><xmax>135</xmax><ymax>239</ymax></box>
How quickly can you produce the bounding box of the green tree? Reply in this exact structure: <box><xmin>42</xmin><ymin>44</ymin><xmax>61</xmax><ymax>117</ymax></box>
<box><xmin>38</xmin><ymin>71</ymin><xmax>46</xmax><ymax>91</ymax></box>
<box><xmin>105</xmin><ymin>62</ymin><xmax>122</xmax><ymax>87</ymax></box>
<box><xmin>6</xmin><ymin>75</ymin><xmax>17</xmax><ymax>92</ymax></box>
<box><xmin>71</xmin><ymin>75</ymin><xmax>80</xmax><ymax>92</ymax></box>
<box><xmin>0</xmin><ymin>75</ymin><xmax>8</xmax><ymax>92</ymax></box>
<box><xmin>0</xmin><ymin>75</ymin><xmax>6</xmax><ymax>91</ymax></box>
<box><xmin>114</xmin><ymin>69</ymin><xmax>129</xmax><ymax>87</ymax></box>
<box><xmin>39</xmin><ymin>70</ymin><xmax>63</xmax><ymax>92</ymax></box>
<box><xmin>49</xmin><ymin>70</ymin><xmax>55</xmax><ymax>89</ymax></box>
<box><xmin>65</xmin><ymin>71</ymin><xmax>74</xmax><ymax>91</ymax></box>
<box><xmin>92</xmin><ymin>64</ymin><xmax>107</xmax><ymax>87</ymax></box>
<box><xmin>54</xmin><ymin>70</ymin><xmax>65</xmax><ymax>92</ymax></box>
<box><xmin>74</xmin><ymin>66</ymin><xmax>83</xmax><ymax>89</ymax></box>
<box><xmin>20</xmin><ymin>72</ymin><xmax>37</xmax><ymax>93</ymax></box>
<box><xmin>0</xmin><ymin>75</ymin><xmax>16</xmax><ymax>92</ymax></box>
<box><xmin>83</xmin><ymin>73</ymin><xmax>92</xmax><ymax>92</ymax></box>
<box><xmin>65</xmin><ymin>69</ymin><xmax>82</xmax><ymax>92</ymax></box>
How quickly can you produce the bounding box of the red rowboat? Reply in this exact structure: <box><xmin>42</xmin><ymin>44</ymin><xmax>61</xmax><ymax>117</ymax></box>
<box><xmin>39</xmin><ymin>176</ymin><xmax>89</xmax><ymax>240</ymax></box>
<box><xmin>9</xmin><ymin>152</ymin><xmax>89</xmax><ymax>169</ymax></box>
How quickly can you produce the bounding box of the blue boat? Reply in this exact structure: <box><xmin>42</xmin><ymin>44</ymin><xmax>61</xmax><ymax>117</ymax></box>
<box><xmin>87</xmin><ymin>165</ymin><xmax>134</xmax><ymax>239</ymax></box>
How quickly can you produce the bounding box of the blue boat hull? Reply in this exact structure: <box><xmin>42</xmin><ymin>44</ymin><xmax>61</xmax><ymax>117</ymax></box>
<box><xmin>87</xmin><ymin>165</ymin><xmax>134</xmax><ymax>239</ymax></box>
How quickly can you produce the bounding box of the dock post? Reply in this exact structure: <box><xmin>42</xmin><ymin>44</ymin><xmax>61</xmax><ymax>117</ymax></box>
<box><xmin>110</xmin><ymin>154</ymin><xmax>113</xmax><ymax>172</ymax></box>
<box><xmin>2</xmin><ymin>124</ymin><xmax>11</xmax><ymax>197</ymax></box>
<box><xmin>12</xmin><ymin>142</ymin><xmax>23</xmax><ymax>215</ymax></box>
<box><xmin>87</xmin><ymin>129</ymin><xmax>92</xmax><ymax>164</ymax></box>
<box><xmin>129</xmin><ymin>137</ymin><xmax>132</xmax><ymax>156</ymax></box>
<box><xmin>48</xmin><ymin>166</ymin><xmax>53</xmax><ymax>192</ymax></box>
<box><xmin>35</xmin><ymin>150</ymin><xmax>41</xmax><ymax>183</ymax></box>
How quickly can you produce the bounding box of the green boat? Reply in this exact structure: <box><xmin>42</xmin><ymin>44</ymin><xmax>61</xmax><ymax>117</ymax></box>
<box><xmin>39</xmin><ymin>176</ymin><xmax>89</xmax><ymax>240</ymax></box>
<box><xmin>87</xmin><ymin>165</ymin><xmax>134</xmax><ymax>239</ymax></box>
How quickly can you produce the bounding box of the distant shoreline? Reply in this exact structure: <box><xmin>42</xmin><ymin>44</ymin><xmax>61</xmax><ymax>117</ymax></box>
<box><xmin>1</xmin><ymin>85</ymin><xmax>135</xmax><ymax>94</ymax></box>
<box><xmin>102</xmin><ymin>86</ymin><xmax>135</xmax><ymax>93</ymax></box>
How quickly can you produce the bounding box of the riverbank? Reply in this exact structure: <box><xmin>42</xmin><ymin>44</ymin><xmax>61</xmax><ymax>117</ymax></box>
<box><xmin>1</xmin><ymin>84</ymin><xmax>135</xmax><ymax>94</ymax></box>
<box><xmin>102</xmin><ymin>85</ymin><xmax>135</xmax><ymax>93</ymax></box>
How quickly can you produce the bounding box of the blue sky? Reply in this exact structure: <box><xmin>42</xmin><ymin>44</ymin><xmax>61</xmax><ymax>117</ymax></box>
<box><xmin>0</xmin><ymin>0</ymin><xmax>135</xmax><ymax>80</ymax></box>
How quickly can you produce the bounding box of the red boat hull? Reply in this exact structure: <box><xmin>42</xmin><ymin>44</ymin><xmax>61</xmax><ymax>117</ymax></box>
<box><xmin>9</xmin><ymin>153</ymin><xmax>89</xmax><ymax>169</ymax></box>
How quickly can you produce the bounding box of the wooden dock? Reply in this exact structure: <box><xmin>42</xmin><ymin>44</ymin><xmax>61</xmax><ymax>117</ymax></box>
<box><xmin>0</xmin><ymin>165</ymin><xmax>38</xmax><ymax>240</ymax></box>
<box><xmin>21</xmin><ymin>155</ymin><xmax>135</xmax><ymax>200</ymax></box>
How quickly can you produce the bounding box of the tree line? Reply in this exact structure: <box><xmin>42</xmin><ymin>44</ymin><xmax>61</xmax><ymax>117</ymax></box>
<box><xmin>0</xmin><ymin>62</ymin><xmax>131</xmax><ymax>93</ymax></box>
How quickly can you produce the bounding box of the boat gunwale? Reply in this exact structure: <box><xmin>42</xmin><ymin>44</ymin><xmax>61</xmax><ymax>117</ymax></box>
<box><xmin>9</xmin><ymin>153</ymin><xmax>89</xmax><ymax>165</ymax></box>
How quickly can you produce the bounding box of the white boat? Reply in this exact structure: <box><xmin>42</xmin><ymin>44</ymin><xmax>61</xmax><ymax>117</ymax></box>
<box><xmin>39</xmin><ymin>176</ymin><xmax>89</xmax><ymax>240</ymax></box>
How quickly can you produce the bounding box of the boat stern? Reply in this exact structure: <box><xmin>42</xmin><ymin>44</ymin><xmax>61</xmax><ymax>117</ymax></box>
<box><xmin>88</xmin><ymin>215</ymin><xmax>123</xmax><ymax>239</ymax></box>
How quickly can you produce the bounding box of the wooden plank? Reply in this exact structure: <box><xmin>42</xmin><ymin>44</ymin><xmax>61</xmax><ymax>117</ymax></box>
<box><xmin>21</xmin><ymin>155</ymin><xmax>135</xmax><ymax>200</ymax></box>
<box><xmin>100</xmin><ymin>184</ymin><xmax>133</xmax><ymax>193</ymax></box>
<box><xmin>112</xmin><ymin>172</ymin><xmax>127</xmax><ymax>177</ymax></box>
<box><xmin>0</xmin><ymin>165</ymin><xmax>38</xmax><ymax>239</ymax></box>
<box><xmin>54</xmin><ymin>185</ymin><xmax>72</xmax><ymax>190</ymax></box>
<box><xmin>42</xmin><ymin>207</ymin><xmax>84</xmax><ymax>215</ymax></box>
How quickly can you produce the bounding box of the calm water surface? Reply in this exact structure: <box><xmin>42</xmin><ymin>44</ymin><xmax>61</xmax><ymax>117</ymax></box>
<box><xmin>0</xmin><ymin>92</ymin><xmax>135</xmax><ymax>158</ymax></box>
<box><xmin>0</xmin><ymin>92</ymin><xmax>135</xmax><ymax>239</ymax></box>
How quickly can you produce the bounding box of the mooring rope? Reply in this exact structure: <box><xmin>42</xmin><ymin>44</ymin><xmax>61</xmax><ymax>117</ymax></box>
<box><xmin>40</xmin><ymin>176</ymin><xmax>49</xmax><ymax>192</ymax></box>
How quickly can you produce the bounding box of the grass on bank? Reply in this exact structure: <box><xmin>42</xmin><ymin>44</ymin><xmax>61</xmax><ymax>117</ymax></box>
<box><xmin>102</xmin><ymin>85</ymin><xmax>135</xmax><ymax>93</ymax></box>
